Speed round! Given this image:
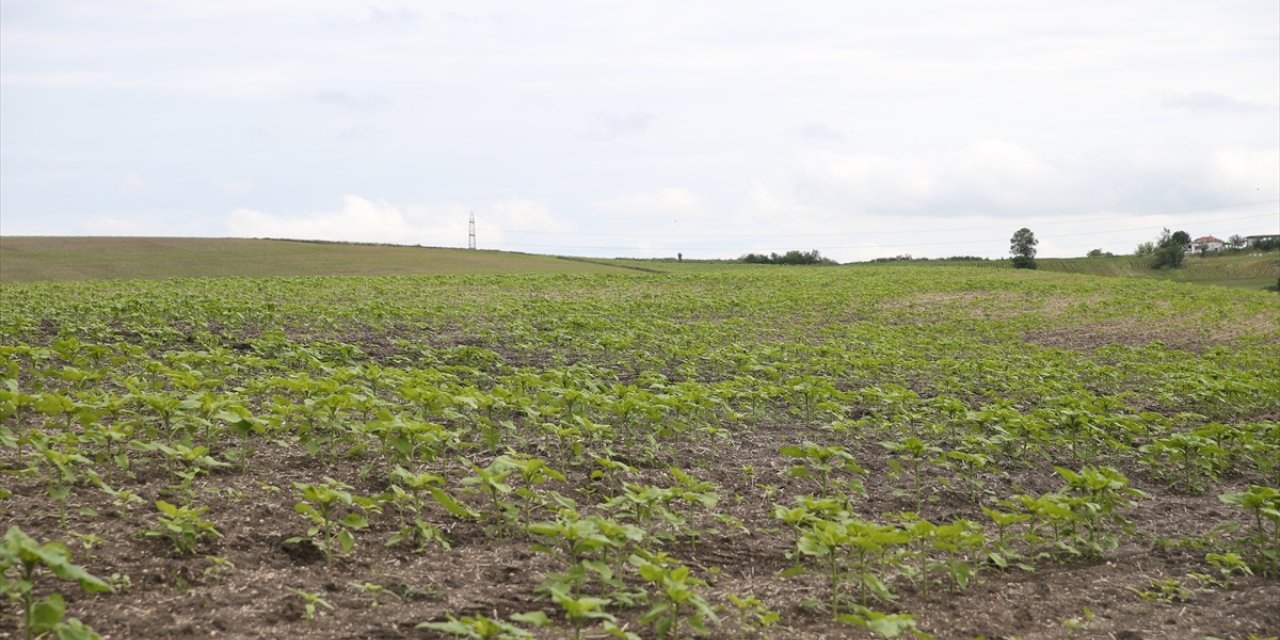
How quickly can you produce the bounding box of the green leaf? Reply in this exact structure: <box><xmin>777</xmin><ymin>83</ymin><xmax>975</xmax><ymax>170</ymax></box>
<box><xmin>796</xmin><ymin>536</ymin><xmax>830</xmax><ymax>557</ymax></box>
<box><xmin>582</xmin><ymin>559</ymin><xmax>613</xmax><ymax>581</ymax></box>
<box><xmin>510</xmin><ymin>611</ymin><xmax>550</xmax><ymax>627</ymax></box>
<box><xmin>53</xmin><ymin>617</ymin><xmax>104</xmax><ymax>640</ymax></box>
<box><xmin>428</xmin><ymin>487</ymin><xmax>478</xmax><ymax>519</ymax></box>
<box><xmin>780</xmin><ymin>564</ymin><xmax>808</xmax><ymax>577</ymax></box>
<box><xmin>340</xmin><ymin>514</ymin><xmax>369</xmax><ymax>529</ymax></box>
<box><xmin>30</xmin><ymin>593</ymin><xmax>67</xmax><ymax>632</ymax></box>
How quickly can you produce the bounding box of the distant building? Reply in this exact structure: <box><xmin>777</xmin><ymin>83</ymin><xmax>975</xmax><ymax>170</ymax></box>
<box><xmin>1187</xmin><ymin>235</ymin><xmax>1225</xmax><ymax>253</ymax></box>
<box><xmin>1245</xmin><ymin>234</ymin><xmax>1280</xmax><ymax>247</ymax></box>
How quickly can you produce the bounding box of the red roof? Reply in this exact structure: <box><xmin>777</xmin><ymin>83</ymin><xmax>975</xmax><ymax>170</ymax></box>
<box><xmin>1191</xmin><ymin>236</ymin><xmax>1223</xmax><ymax>244</ymax></box>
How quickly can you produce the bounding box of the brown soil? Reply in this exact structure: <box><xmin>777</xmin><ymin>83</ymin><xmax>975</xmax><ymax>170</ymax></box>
<box><xmin>5</xmin><ymin>411</ymin><xmax>1277</xmax><ymax>640</ymax></box>
<box><xmin>1026</xmin><ymin>313</ymin><xmax>1279</xmax><ymax>352</ymax></box>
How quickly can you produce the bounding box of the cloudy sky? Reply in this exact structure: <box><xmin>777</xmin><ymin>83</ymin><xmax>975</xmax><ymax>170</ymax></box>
<box><xmin>2</xmin><ymin>1</ymin><xmax>1277</xmax><ymax>261</ymax></box>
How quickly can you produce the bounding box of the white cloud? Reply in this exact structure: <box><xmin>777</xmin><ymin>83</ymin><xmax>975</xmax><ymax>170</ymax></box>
<box><xmin>1163</xmin><ymin>92</ymin><xmax>1273</xmax><ymax>113</ymax></box>
<box><xmin>1207</xmin><ymin>148</ymin><xmax>1280</xmax><ymax>200</ymax></box>
<box><xmin>795</xmin><ymin>140</ymin><xmax>1072</xmax><ymax>217</ymax></box>
<box><xmin>589</xmin><ymin>112</ymin><xmax>654</xmax><ymax>139</ymax></box>
<box><xmin>793</xmin><ymin>123</ymin><xmax>845</xmax><ymax>142</ymax></box>
<box><xmin>313</xmin><ymin>90</ymin><xmax>391</xmax><ymax>111</ymax></box>
<box><xmin>594</xmin><ymin>188</ymin><xmax>707</xmax><ymax>220</ymax></box>
<box><xmin>120</xmin><ymin>170</ymin><xmax>151</xmax><ymax>194</ymax></box>
<box><xmin>221</xmin><ymin>180</ymin><xmax>254</xmax><ymax>194</ymax></box>
<box><xmin>225</xmin><ymin>195</ymin><xmax>570</xmax><ymax>249</ymax></box>
<box><xmin>791</xmin><ymin>140</ymin><xmax>1280</xmax><ymax>220</ymax></box>
<box><xmin>228</xmin><ymin>196</ymin><xmax>434</xmax><ymax>244</ymax></box>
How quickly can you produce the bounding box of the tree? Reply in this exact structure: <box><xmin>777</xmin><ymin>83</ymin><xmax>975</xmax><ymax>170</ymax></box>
<box><xmin>738</xmin><ymin>249</ymin><xmax>836</xmax><ymax>265</ymax></box>
<box><xmin>1228</xmin><ymin>234</ymin><xmax>1246</xmax><ymax>250</ymax></box>
<box><xmin>1009</xmin><ymin>228</ymin><xmax>1038</xmax><ymax>269</ymax></box>
<box><xmin>1086</xmin><ymin>249</ymin><xmax>1112</xmax><ymax>258</ymax></box>
<box><xmin>1150</xmin><ymin>228</ymin><xmax>1190</xmax><ymax>269</ymax></box>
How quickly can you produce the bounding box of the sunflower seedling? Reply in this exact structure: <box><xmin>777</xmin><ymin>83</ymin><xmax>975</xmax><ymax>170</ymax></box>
<box><xmin>291</xmin><ymin>588</ymin><xmax>334</xmax><ymax>621</ymax></box>
<box><xmin>1218</xmin><ymin>485</ymin><xmax>1280</xmax><ymax>576</ymax></box>
<box><xmin>2</xmin><ymin>526</ymin><xmax>112</xmax><ymax>640</ymax></box>
<box><xmin>288</xmin><ymin>478</ymin><xmax>372</xmax><ymax>566</ymax></box>
<box><xmin>142</xmin><ymin>500</ymin><xmax>222</xmax><ymax>555</ymax></box>
<box><xmin>630</xmin><ymin>552</ymin><xmax>719</xmax><ymax>638</ymax></box>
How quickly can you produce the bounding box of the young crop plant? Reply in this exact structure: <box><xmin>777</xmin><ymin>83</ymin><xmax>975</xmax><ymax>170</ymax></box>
<box><xmin>1189</xmin><ymin>552</ymin><xmax>1253</xmax><ymax>589</ymax></box>
<box><xmin>460</xmin><ymin>456</ymin><xmax>519</xmax><ymax>529</ymax></box>
<box><xmin>2</xmin><ymin>526</ymin><xmax>112</xmax><ymax>640</ymax></box>
<box><xmin>898</xmin><ymin>516</ymin><xmax>987</xmax><ymax>596</ymax></box>
<box><xmin>980</xmin><ymin>504</ymin><xmax>1033</xmax><ymax>571</ymax></box>
<box><xmin>32</xmin><ymin>440</ymin><xmax>94</xmax><ymax>528</ymax></box>
<box><xmin>589</xmin><ymin>453</ymin><xmax>638</xmax><ymax>497</ymax></box>
<box><xmin>548</xmin><ymin>586</ymin><xmax>618</xmax><ymax>640</ymax></box>
<box><xmin>725</xmin><ymin>593</ymin><xmax>781</xmax><ymax>638</ymax></box>
<box><xmin>142</xmin><ymin>500</ymin><xmax>222</xmax><ymax>555</ymax></box>
<box><xmin>288</xmin><ymin>478</ymin><xmax>373</xmax><ymax>566</ymax></box>
<box><xmin>382</xmin><ymin>466</ymin><xmax>453</xmax><ymax>552</ymax></box>
<box><xmin>527</xmin><ymin>510</ymin><xmax>622</xmax><ymax>596</ymax></box>
<box><xmin>788</xmin><ymin>515</ymin><xmax>910</xmax><ymax>616</ymax></box>
<box><xmin>1139</xmin><ymin>430</ymin><xmax>1229</xmax><ymax>494</ymax></box>
<box><xmin>133</xmin><ymin>441</ymin><xmax>231</xmax><ymax>496</ymax></box>
<box><xmin>127</xmin><ymin>390</ymin><xmax>186</xmax><ymax>445</ymax></box>
<box><xmin>1130</xmin><ymin>578</ymin><xmax>1193</xmax><ymax>603</ymax></box>
<box><xmin>604</xmin><ymin>484</ymin><xmax>682</xmax><ymax>544</ymax></box>
<box><xmin>773</xmin><ymin>494</ymin><xmax>855</xmax><ymax>536</ymax></box>
<box><xmin>881</xmin><ymin>437</ymin><xmax>944</xmax><ymax>513</ymax></box>
<box><xmin>1050</xmin><ymin>407</ymin><xmax>1104</xmax><ymax>464</ymax></box>
<box><xmin>347</xmin><ymin>581</ymin><xmax>405</xmax><ymax>609</ymax></box>
<box><xmin>666</xmin><ymin>467</ymin><xmax>722</xmax><ymax>535</ymax></box>
<box><xmin>68</xmin><ymin>532</ymin><xmax>105</xmax><ymax>563</ymax></box>
<box><xmin>779</xmin><ymin>441</ymin><xmax>867</xmax><ymax>503</ymax></box>
<box><xmin>838</xmin><ymin>606</ymin><xmax>934</xmax><ymax>639</ymax></box>
<box><xmin>417</xmin><ymin>613</ymin><xmax>543</xmax><ymax>639</ymax></box>
<box><xmin>1218</xmin><ymin>485</ymin><xmax>1280</xmax><ymax>576</ymax></box>
<box><xmin>630</xmin><ymin>551</ymin><xmax>719</xmax><ymax>638</ymax></box>
<box><xmin>82</xmin><ymin>418</ymin><xmax>133</xmax><ymax>482</ymax></box>
<box><xmin>369</xmin><ymin>415</ymin><xmax>462</xmax><ymax>464</ymax></box>
<box><xmin>504</xmin><ymin>453</ymin><xmax>569</xmax><ymax>523</ymax></box>
<box><xmin>290</xmin><ymin>588</ymin><xmax>335</xmax><ymax>621</ymax></box>
<box><xmin>1049</xmin><ymin>466</ymin><xmax>1149</xmax><ymax>559</ymax></box>
<box><xmin>203</xmin><ymin>555</ymin><xmax>236</xmax><ymax>582</ymax></box>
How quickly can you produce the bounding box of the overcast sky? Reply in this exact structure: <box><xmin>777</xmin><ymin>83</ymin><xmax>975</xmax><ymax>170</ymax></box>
<box><xmin>2</xmin><ymin>1</ymin><xmax>1277</xmax><ymax>261</ymax></box>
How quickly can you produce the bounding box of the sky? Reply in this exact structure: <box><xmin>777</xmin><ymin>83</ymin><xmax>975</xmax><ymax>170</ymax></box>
<box><xmin>2</xmin><ymin>1</ymin><xmax>1278</xmax><ymax>262</ymax></box>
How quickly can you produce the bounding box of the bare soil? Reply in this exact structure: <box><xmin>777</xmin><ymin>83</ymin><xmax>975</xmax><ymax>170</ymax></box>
<box><xmin>5</xmin><ymin>414</ymin><xmax>1277</xmax><ymax>640</ymax></box>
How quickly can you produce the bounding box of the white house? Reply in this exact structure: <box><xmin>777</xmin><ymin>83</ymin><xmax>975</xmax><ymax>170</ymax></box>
<box><xmin>1188</xmin><ymin>235</ymin><xmax>1225</xmax><ymax>253</ymax></box>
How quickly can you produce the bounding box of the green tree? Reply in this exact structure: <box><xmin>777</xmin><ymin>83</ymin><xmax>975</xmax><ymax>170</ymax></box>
<box><xmin>1009</xmin><ymin>228</ymin><xmax>1038</xmax><ymax>269</ymax></box>
<box><xmin>1150</xmin><ymin>228</ymin><xmax>1190</xmax><ymax>269</ymax></box>
<box><xmin>1227</xmin><ymin>234</ymin><xmax>1246</xmax><ymax>250</ymax></box>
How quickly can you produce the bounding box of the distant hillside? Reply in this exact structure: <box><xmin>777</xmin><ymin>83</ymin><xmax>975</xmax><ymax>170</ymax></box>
<box><xmin>863</xmin><ymin>251</ymin><xmax>1279</xmax><ymax>290</ymax></box>
<box><xmin>0</xmin><ymin>237</ymin><xmax>638</xmax><ymax>282</ymax></box>
<box><xmin>1035</xmin><ymin>253</ymin><xmax>1277</xmax><ymax>286</ymax></box>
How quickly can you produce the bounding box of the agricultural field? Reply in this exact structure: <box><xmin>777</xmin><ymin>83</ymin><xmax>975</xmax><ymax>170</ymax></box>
<box><xmin>882</xmin><ymin>252</ymin><xmax>1280</xmax><ymax>291</ymax></box>
<box><xmin>0</xmin><ymin>237</ymin><xmax>633</xmax><ymax>282</ymax></box>
<box><xmin>2</xmin><ymin>266</ymin><xmax>1279</xmax><ymax>639</ymax></box>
